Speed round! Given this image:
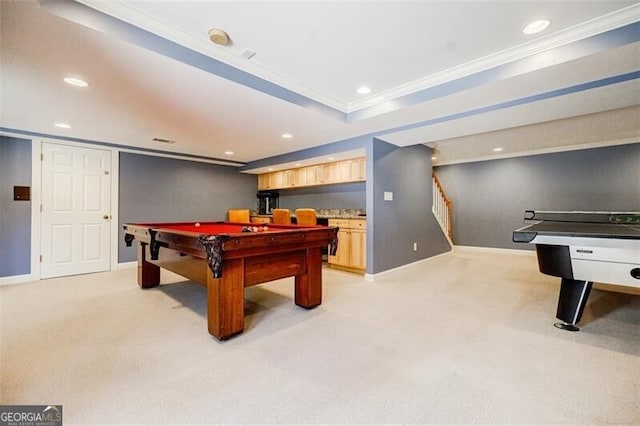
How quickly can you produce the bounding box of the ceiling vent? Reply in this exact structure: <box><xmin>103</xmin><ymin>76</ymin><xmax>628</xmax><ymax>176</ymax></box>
<box><xmin>240</xmin><ymin>49</ymin><xmax>256</xmax><ymax>60</ymax></box>
<box><xmin>152</xmin><ymin>137</ymin><xmax>177</xmax><ymax>144</ymax></box>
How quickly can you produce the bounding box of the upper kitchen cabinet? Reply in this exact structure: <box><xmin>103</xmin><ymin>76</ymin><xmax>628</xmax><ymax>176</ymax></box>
<box><xmin>257</xmin><ymin>173</ymin><xmax>273</xmax><ymax>190</ymax></box>
<box><xmin>257</xmin><ymin>157</ymin><xmax>365</xmax><ymax>190</ymax></box>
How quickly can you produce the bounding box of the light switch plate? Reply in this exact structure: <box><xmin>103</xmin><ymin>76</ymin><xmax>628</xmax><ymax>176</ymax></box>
<box><xmin>384</xmin><ymin>191</ymin><xmax>393</xmax><ymax>201</ymax></box>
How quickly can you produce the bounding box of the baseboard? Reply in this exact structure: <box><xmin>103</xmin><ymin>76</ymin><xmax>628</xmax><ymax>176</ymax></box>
<box><xmin>453</xmin><ymin>245</ymin><xmax>536</xmax><ymax>257</ymax></box>
<box><xmin>364</xmin><ymin>245</ymin><xmax>536</xmax><ymax>282</ymax></box>
<box><xmin>329</xmin><ymin>264</ymin><xmax>365</xmax><ymax>275</ymax></box>
<box><xmin>117</xmin><ymin>261</ymin><xmax>137</xmax><ymax>269</ymax></box>
<box><xmin>364</xmin><ymin>249</ymin><xmax>454</xmax><ymax>282</ymax></box>
<box><xmin>0</xmin><ymin>273</ymin><xmax>37</xmax><ymax>286</ymax></box>
<box><xmin>1</xmin><ymin>263</ymin><xmax>136</xmax><ymax>285</ymax></box>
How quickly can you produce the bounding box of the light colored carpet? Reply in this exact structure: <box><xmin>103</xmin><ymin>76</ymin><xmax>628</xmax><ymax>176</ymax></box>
<box><xmin>1</xmin><ymin>248</ymin><xmax>638</xmax><ymax>424</ymax></box>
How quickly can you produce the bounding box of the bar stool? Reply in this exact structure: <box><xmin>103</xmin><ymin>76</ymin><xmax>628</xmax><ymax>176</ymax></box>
<box><xmin>272</xmin><ymin>209</ymin><xmax>292</xmax><ymax>225</ymax></box>
<box><xmin>228</xmin><ymin>209</ymin><xmax>250</xmax><ymax>223</ymax></box>
<box><xmin>295</xmin><ymin>208</ymin><xmax>317</xmax><ymax>226</ymax></box>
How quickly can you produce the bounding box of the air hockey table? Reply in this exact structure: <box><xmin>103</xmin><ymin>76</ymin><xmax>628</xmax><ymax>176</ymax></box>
<box><xmin>513</xmin><ymin>210</ymin><xmax>640</xmax><ymax>331</ymax></box>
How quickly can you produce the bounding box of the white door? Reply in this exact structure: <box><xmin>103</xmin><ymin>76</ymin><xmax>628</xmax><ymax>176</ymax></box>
<box><xmin>41</xmin><ymin>143</ymin><xmax>111</xmax><ymax>278</ymax></box>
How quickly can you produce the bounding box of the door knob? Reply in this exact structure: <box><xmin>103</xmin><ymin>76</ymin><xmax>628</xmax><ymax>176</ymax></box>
<box><xmin>103</xmin><ymin>215</ymin><xmax>110</xmax><ymax>220</ymax></box>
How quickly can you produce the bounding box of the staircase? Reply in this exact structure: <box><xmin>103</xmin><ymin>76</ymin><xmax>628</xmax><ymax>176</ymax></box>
<box><xmin>432</xmin><ymin>173</ymin><xmax>453</xmax><ymax>242</ymax></box>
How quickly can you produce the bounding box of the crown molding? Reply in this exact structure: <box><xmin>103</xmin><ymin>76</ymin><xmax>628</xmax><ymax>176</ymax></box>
<box><xmin>0</xmin><ymin>127</ymin><xmax>246</xmax><ymax>167</ymax></box>
<box><xmin>78</xmin><ymin>1</ymin><xmax>639</xmax><ymax>116</ymax></box>
<box><xmin>432</xmin><ymin>137</ymin><xmax>640</xmax><ymax>166</ymax></box>
<box><xmin>347</xmin><ymin>3</ymin><xmax>640</xmax><ymax>113</ymax></box>
<box><xmin>78</xmin><ymin>0</ymin><xmax>346</xmax><ymax>111</ymax></box>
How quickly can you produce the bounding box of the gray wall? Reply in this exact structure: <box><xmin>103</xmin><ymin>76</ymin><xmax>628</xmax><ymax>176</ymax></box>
<box><xmin>246</xmin><ymin>135</ymin><xmax>453</xmax><ymax>275</ymax></box>
<box><xmin>369</xmin><ymin>140</ymin><xmax>451</xmax><ymax>274</ymax></box>
<box><xmin>279</xmin><ymin>182</ymin><xmax>365</xmax><ymax>211</ymax></box>
<box><xmin>434</xmin><ymin>143</ymin><xmax>640</xmax><ymax>250</ymax></box>
<box><xmin>118</xmin><ymin>152</ymin><xmax>257</xmax><ymax>263</ymax></box>
<box><xmin>0</xmin><ymin>136</ymin><xmax>32</xmax><ymax>277</ymax></box>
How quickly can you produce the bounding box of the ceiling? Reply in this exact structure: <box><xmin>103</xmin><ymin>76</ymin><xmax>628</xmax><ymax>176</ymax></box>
<box><xmin>1</xmin><ymin>0</ymin><xmax>638</xmax><ymax>170</ymax></box>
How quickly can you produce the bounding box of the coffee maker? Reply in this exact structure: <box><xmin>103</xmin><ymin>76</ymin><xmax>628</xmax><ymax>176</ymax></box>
<box><xmin>257</xmin><ymin>191</ymin><xmax>279</xmax><ymax>215</ymax></box>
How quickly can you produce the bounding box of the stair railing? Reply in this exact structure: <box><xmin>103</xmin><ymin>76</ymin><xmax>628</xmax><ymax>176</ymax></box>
<box><xmin>432</xmin><ymin>173</ymin><xmax>453</xmax><ymax>242</ymax></box>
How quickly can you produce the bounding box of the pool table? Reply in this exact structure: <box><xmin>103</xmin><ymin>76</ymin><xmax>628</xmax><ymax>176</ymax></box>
<box><xmin>123</xmin><ymin>221</ymin><xmax>338</xmax><ymax>340</ymax></box>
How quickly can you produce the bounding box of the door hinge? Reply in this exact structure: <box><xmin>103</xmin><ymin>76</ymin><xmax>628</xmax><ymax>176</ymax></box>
<box><xmin>41</xmin><ymin>153</ymin><xmax>44</xmax><ymax>161</ymax></box>
<box><xmin>40</xmin><ymin>204</ymin><xmax>43</xmax><ymax>212</ymax></box>
<box><xmin>40</xmin><ymin>255</ymin><xmax>43</xmax><ymax>262</ymax></box>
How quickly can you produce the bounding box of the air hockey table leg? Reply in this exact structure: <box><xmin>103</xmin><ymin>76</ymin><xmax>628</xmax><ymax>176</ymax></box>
<box><xmin>554</xmin><ymin>278</ymin><xmax>593</xmax><ymax>331</ymax></box>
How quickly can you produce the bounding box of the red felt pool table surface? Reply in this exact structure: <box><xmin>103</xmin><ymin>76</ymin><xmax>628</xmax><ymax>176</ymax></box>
<box><xmin>123</xmin><ymin>221</ymin><xmax>338</xmax><ymax>340</ymax></box>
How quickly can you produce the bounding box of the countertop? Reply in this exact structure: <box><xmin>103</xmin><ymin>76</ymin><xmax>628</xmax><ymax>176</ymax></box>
<box><xmin>252</xmin><ymin>209</ymin><xmax>366</xmax><ymax>220</ymax></box>
<box><xmin>252</xmin><ymin>214</ymin><xmax>366</xmax><ymax>219</ymax></box>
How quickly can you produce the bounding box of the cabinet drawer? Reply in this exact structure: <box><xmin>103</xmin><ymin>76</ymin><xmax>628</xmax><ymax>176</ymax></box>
<box><xmin>349</xmin><ymin>219</ymin><xmax>366</xmax><ymax>229</ymax></box>
<box><xmin>329</xmin><ymin>219</ymin><xmax>350</xmax><ymax>228</ymax></box>
<box><xmin>251</xmin><ymin>217</ymin><xmax>272</xmax><ymax>224</ymax></box>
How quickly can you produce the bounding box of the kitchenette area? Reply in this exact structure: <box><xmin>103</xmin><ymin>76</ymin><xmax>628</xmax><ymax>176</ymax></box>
<box><xmin>247</xmin><ymin>155</ymin><xmax>367</xmax><ymax>273</ymax></box>
<box><xmin>251</xmin><ymin>208</ymin><xmax>366</xmax><ymax>274</ymax></box>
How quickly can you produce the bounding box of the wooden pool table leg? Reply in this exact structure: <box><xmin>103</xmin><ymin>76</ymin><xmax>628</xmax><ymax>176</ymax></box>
<box><xmin>137</xmin><ymin>243</ymin><xmax>160</xmax><ymax>289</ymax></box>
<box><xmin>295</xmin><ymin>247</ymin><xmax>322</xmax><ymax>308</ymax></box>
<box><xmin>207</xmin><ymin>258</ymin><xmax>245</xmax><ymax>340</ymax></box>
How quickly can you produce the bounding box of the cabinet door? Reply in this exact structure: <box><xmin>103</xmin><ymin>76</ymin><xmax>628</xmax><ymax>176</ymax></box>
<box><xmin>270</xmin><ymin>171</ymin><xmax>286</xmax><ymax>189</ymax></box>
<box><xmin>329</xmin><ymin>228</ymin><xmax>351</xmax><ymax>267</ymax></box>
<box><xmin>306</xmin><ymin>166</ymin><xmax>317</xmax><ymax>185</ymax></box>
<box><xmin>338</xmin><ymin>160</ymin><xmax>352</xmax><ymax>182</ymax></box>
<box><xmin>350</xmin><ymin>158</ymin><xmax>366</xmax><ymax>181</ymax></box>
<box><xmin>294</xmin><ymin>167</ymin><xmax>308</xmax><ymax>187</ymax></box>
<box><xmin>307</xmin><ymin>165</ymin><xmax>325</xmax><ymax>185</ymax></box>
<box><xmin>350</xmin><ymin>230</ymin><xmax>366</xmax><ymax>269</ymax></box>
<box><xmin>283</xmin><ymin>170</ymin><xmax>295</xmax><ymax>187</ymax></box>
<box><xmin>325</xmin><ymin>162</ymin><xmax>341</xmax><ymax>183</ymax></box>
<box><xmin>258</xmin><ymin>173</ymin><xmax>271</xmax><ymax>190</ymax></box>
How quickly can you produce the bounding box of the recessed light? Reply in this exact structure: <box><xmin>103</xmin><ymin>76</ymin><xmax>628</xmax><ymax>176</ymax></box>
<box><xmin>523</xmin><ymin>19</ymin><xmax>550</xmax><ymax>35</ymax></box>
<box><xmin>357</xmin><ymin>86</ymin><xmax>371</xmax><ymax>95</ymax></box>
<box><xmin>54</xmin><ymin>122</ymin><xmax>71</xmax><ymax>129</ymax></box>
<box><xmin>63</xmin><ymin>77</ymin><xmax>88</xmax><ymax>87</ymax></box>
<box><xmin>295</xmin><ymin>163</ymin><xmax>302</xmax><ymax>167</ymax></box>
<box><xmin>282</xmin><ymin>133</ymin><xmax>293</xmax><ymax>139</ymax></box>
<box><xmin>268</xmin><ymin>168</ymin><xmax>274</xmax><ymax>171</ymax></box>
<box><xmin>493</xmin><ymin>147</ymin><xmax>503</xmax><ymax>152</ymax></box>
<box><xmin>431</xmin><ymin>156</ymin><xmax>437</xmax><ymax>161</ymax></box>
<box><xmin>224</xmin><ymin>151</ymin><xmax>234</xmax><ymax>156</ymax></box>
<box><xmin>327</xmin><ymin>157</ymin><xmax>335</xmax><ymax>161</ymax></box>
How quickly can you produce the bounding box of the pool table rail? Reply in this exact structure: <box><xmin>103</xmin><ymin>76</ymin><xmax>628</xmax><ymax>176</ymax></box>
<box><xmin>124</xmin><ymin>223</ymin><xmax>338</xmax><ymax>279</ymax></box>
